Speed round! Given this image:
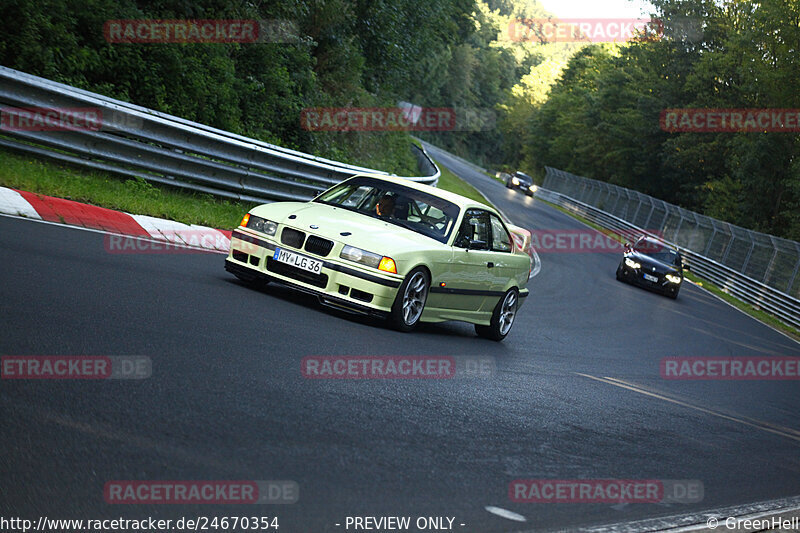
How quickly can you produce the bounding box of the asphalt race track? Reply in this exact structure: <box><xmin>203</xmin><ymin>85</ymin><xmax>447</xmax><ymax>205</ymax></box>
<box><xmin>2</xmin><ymin>145</ymin><xmax>799</xmax><ymax>532</ymax></box>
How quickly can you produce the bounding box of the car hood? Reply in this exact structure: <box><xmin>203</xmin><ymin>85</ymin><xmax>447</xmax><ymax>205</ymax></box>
<box><xmin>249</xmin><ymin>201</ymin><xmax>444</xmax><ymax>255</ymax></box>
<box><xmin>628</xmin><ymin>251</ymin><xmax>681</xmax><ymax>275</ymax></box>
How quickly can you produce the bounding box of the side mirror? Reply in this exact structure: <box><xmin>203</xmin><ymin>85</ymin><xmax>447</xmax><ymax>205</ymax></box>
<box><xmin>683</xmin><ymin>263</ymin><xmax>690</xmax><ymax>271</ymax></box>
<box><xmin>624</xmin><ymin>243</ymin><xmax>632</xmax><ymax>253</ymax></box>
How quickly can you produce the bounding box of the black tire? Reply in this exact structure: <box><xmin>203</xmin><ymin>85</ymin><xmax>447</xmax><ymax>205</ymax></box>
<box><xmin>389</xmin><ymin>267</ymin><xmax>430</xmax><ymax>332</ymax></box>
<box><xmin>475</xmin><ymin>288</ymin><xmax>519</xmax><ymax>342</ymax></box>
<box><xmin>615</xmin><ymin>264</ymin><xmax>625</xmax><ymax>282</ymax></box>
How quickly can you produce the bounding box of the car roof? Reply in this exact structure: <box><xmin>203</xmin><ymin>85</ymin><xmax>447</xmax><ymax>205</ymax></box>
<box><xmin>637</xmin><ymin>235</ymin><xmax>679</xmax><ymax>252</ymax></box>
<box><xmin>514</xmin><ymin>171</ymin><xmax>532</xmax><ymax>179</ymax></box>
<box><xmin>347</xmin><ymin>173</ymin><xmax>494</xmax><ymax>212</ymax></box>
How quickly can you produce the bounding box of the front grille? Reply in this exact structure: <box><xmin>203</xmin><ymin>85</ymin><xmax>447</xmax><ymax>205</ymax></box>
<box><xmin>304</xmin><ymin>235</ymin><xmax>334</xmax><ymax>257</ymax></box>
<box><xmin>232</xmin><ymin>250</ymin><xmax>247</xmax><ymax>262</ymax></box>
<box><xmin>266</xmin><ymin>257</ymin><xmax>328</xmax><ymax>289</ymax></box>
<box><xmin>280</xmin><ymin>227</ymin><xmax>305</xmax><ymax>249</ymax></box>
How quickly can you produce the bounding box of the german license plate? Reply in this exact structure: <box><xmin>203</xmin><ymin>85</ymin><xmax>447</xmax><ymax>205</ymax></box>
<box><xmin>273</xmin><ymin>247</ymin><xmax>323</xmax><ymax>274</ymax></box>
<box><xmin>643</xmin><ymin>273</ymin><xmax>659</xmax><ymax>283</ymax></box>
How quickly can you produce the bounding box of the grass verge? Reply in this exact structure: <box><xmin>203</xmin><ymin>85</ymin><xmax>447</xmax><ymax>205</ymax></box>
<box><xmin>431</xmin><ymin>157</ymin><xmax>490</xmax><ymax>205</ymax></box>
<box><xmin>537</xmin><ymin>196</ymin><xmax>800</xmax><ymax>340</ymax></box>
<box><xmin>0</xmin><ymin>148</ymin><xmax>259</xmax><ymax>229</ymax></box>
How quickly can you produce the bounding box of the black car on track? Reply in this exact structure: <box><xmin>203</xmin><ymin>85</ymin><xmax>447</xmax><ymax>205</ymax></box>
<box><xmin>506</xmin><ymin>171</ymin><xmax>536</xmax><ymax>196</ymax></box>
<box><xmin>616</xmin><ymin>236</ymin><xmax>688</xmax><ymax>299</ymax></box>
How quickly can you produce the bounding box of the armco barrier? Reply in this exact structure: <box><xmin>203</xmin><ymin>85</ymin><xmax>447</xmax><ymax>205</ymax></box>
<box><xmin>535</xmin><ymin>186</ymin><xmax>800</xmax><ymax>330</ymax></box>
<box><xmin>0</xmin><ymin>66</ymin><xmax>439</xmax><ymax>204</ymax></box>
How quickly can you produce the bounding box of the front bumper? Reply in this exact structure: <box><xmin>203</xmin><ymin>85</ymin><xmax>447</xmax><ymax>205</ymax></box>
<box><xmin>227</xmin><ymin>228</ymin><xmax>402</xmax><ymax>318</ymax></box>
<box><xmin>621</xmin><ymin>265</ymin><xmax>680</xmax><ymax>294</ymax></box>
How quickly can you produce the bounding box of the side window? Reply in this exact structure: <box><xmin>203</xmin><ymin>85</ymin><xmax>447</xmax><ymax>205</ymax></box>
<box><xmin>455</xmin><ymin>210</ymin><xmax>490</xmax><ymax>250</ymax></box>
<box><xmin>489</xmin><ymin>214</ymin><xmax>512</xmax><ymax>252</ymax></box>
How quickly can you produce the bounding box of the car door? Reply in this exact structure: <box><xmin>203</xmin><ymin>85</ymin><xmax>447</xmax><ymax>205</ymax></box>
<box><xmin>484</xmin><ymin>213</ymin><xmax>517</xmax><ymax>308</ymax></box>
<box><xmin>434</xmin><ymin>209</ymin><xmax>504</xmax><ymax>312</ymax></box>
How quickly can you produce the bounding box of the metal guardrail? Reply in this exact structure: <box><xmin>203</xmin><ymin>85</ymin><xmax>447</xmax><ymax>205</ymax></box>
<box><xmin>0</xmin><ymin>66</ymin><xmax>439</xmax><ymax>204</ymax></box>
<box><xmin>535</xmin><ymin>186</ymin><xmax>800</xmax><ymax>330</ymax></box>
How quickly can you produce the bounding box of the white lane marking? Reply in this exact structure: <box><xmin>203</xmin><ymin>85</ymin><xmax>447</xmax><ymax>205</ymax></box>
<box><xmin>485</xmin><ymin>506</ymin><xmax>527</xmax><ymax>522</ymax></box>
<box><xmin>0</xmin><ymin>212</ymin><xmax>227</xmax><ymax>254</ymax></box>
<box><xmin>576</xmin><ymin>373</ymin><xmax>800</xmax><ymax>443</ymax></box>
<box><xmin>0</xmin><ymin>187</ymin><xmax>42</xmax><ymax>219</ymax></box>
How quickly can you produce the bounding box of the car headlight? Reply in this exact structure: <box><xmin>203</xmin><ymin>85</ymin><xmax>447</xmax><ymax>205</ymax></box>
<box><xmin>512</xmin><ymin>178</ymin><xmax>520</xmax><ymax>185</ymax></box>
<box><xmin>245</xmin><ymin>214</ymin><xmax>277</xmax><ymax>236</ymax></box>
<box><xmin>625</xmin><ymin>258</ymin><xmax>641</xmax><ymax>269</ymax></box>
<box><xmin>340</xmin><ymin>245</ymin><xmax>397</xmax><ymax>274</ymax></box>
<box><xmin>666</xmin><ymin>274</ymin><xmax>682</xmax><ymax>284</ymax></box>
<box><xmin>529</xmin><ymin>184</ymin><xmax>538</xmax><ymax>192</ymax></box>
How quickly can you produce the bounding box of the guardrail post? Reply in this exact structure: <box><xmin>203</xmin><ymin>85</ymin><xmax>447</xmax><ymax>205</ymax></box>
<box><xmin>642</xmin><ymin>199</ymin><xmax>656</xmax><ymax>229</ymax></box>
<box><xmin>741</xmin><ymin>241</ymin><xmax>756</xmax><ymax>275</ymax></box>
<box><xmin>672</xmin><ymin>211</ymin><xmax>683</xmax><ymax>243</ymax></box>
<box><xmin>610</xmin><ymin>190</ymin><xmax>621</xmax><ymax>214</ymax></box>
<box><xmin>762</xmin><ymin>237</ymin><xmax>779</xmax><ymax>284</ymax></box>
<box><xmin>703</xmin><ymin>220</ymin><xmax>718</xmax><ymax>256</ymax></box>
<box><xmin>720</xmin><ymin>223</ymin><xmax>735</xmax><ymax>264</ymax></box>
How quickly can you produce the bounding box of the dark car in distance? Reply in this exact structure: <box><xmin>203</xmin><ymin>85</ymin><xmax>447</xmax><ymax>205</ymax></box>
<box><xmin>616</xmin><ymin>236</ymin><xmax>688</xmax><ymax>299</ymax></box>
<box><xmin>506</xmin><ymin>171</ymin><xmax>536</xmax><ymax>196</ymax></box>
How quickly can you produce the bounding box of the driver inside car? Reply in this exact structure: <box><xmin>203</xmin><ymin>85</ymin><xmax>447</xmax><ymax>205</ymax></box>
<box><xmin>375</xmin><ymin>194</ymin><xmax>395</xmax><ymax>217</ymax></box>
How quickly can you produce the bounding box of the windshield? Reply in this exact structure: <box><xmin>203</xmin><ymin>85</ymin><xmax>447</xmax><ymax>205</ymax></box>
<box><xmin>314</xmin><ymin>177</ymin><xmax>460</xmax><ymax>243</ymax></box>
<box><xmin>636</xmin><ymin>240</ymin><xmax>680</xmax><ymax>265</ymax></box>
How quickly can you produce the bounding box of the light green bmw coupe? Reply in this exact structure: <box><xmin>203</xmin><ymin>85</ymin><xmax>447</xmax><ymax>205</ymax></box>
<box><xmin>225</xmin><ymin>174</ymin><xmax>532</xmax><ymax>340</ymax></box>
